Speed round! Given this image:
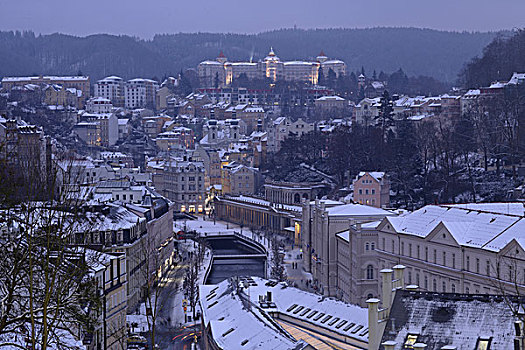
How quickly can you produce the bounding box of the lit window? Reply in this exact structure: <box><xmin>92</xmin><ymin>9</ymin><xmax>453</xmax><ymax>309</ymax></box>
<box><xmin>404</xmin><ymin>334</ymin><xmax>418</xmax><ymax>348</ymax></box>
<box><xmin>476</xmin><ymin>338</ymin><xmax>491</xmax><ymax>350</ymax></box>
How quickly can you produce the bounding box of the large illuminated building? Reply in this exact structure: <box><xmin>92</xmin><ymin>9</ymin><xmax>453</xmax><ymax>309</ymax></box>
<box><xmin>197</xmin><ymin>48</ymin><xmax>346</xmax><ymax>87</ymax></box>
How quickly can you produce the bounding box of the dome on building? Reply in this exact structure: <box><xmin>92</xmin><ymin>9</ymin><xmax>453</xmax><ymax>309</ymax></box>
<box><xmin>265</xmin><ymin>47</ymin><xmax>280</xmax><ymax>62</ymax></box>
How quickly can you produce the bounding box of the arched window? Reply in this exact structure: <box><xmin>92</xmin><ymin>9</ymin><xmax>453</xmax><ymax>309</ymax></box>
<box><xmin>367</xmin><ymin>293</ymin><xmax>373</xmax><ymax>299</ymax></box>
<box><xmin>371</xmin><ymin>242</ymin><xmax>375</xmax><ymax>250</ymax></box>
<box><xmin>451</xmin><ymin>284</ymin><xmax>456</xmax><ymax>293</ymax></box>
<box><xmin>366</xmin><ymin>265</ymin><xmax>374</xmax><ymax>280</ymax></box>
<box><xmin>466</xmin><ymin>286</ymin><xmax>470</xmax><ymax>294</ymax></box>
<box><xmin>365</xmin><ymin>243</ymin><xmax>370</xmax><ymax>251</ymax></box>
<box><xmin>433</xmin><ymin>279</ymin><xmax>437</xmax><ymax>292</ymax></box>
<box><xmin>293</xmin><ymin>193</ymin><xmax>300</xmax><ymax>203</ymax></box>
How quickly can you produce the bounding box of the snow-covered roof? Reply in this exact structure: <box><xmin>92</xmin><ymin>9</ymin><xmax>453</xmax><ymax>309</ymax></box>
<box><xmin>316</xmin><ymin>95</ymin><xmax>345</xmax><ymax>101</ymax></box>
<box><xmin>384</xmin><ymin>203</ymin><xmax>525</xmax><ymax>252</ymax></box>
<box><xmin>381</xmin><ymin>290</ymin><xmax>520</xmax><ymax>349</ymax></box>
<box><xmin>199</xmin><ymin>60</ymin><xmax>223</xmax><ymax>65</ymax></box>
<box><xmin>2</xmin><ymin>75</ymin><xmax>88</xmax><ymax>82</ymax></box>
<box><xmin>358</xmin><ymin>171</ymin><xmax>385</xmax><ymax>182</ymax></box>
<box><xmin>326</xmin><ymin>203</ymin><xmax>394</xmax><ymax>217</ymax></box>
<box><xmin>507</xmin><ymin>72</ymin><xmax>525</xmax><ymax>85</ymax></box>
<box><xmin>200</xmin><ymin>277</ymin><xmax>369</xmax><ymax>349</ymax></box>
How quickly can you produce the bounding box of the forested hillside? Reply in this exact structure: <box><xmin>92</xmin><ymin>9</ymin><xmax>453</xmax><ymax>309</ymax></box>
<box><xmin>0</xmin><ymin>28</ymin><xmax>500</xmax><ymax>83</ymax></box>
<box><xmin>460</xmin><ymin>29</ymin><xmax>525</xmax><ymax>87</ymax></box>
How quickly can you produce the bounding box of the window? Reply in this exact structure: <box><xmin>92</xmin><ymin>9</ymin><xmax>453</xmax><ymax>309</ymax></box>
<box><xmin>408</xmin><ymin>271</ymin><xmax>412</xmax><ymax>284</ymax></box>
<box><xmin>401</xmin><ymin>242</ymin><xmax>405</xmax><ymax>255</ymax></box>
<box><xmin>372</xmin><ymin>189</ymin><xmax>375</xmax><ymax>194</ymax></box>
<box><xmin>416</xmin><ymin>273</ymin><xmax>420</xmax><ymax>286</ymax></box>
<box><xmin>425</xmin><ymin>247</ymin><xmax>428</xmax><ymax>261</ymax></box>
<box><xmin>451</xmin><ymin>283</ymin><xmax>456</xmax><ymax>293</ymax></box>
<box><xmin>466</xmin><ymin>256</ymin><xmax>470</xmax><ymax>271</ymax></box>
<box><xmin>392</xmin><ymin>240</ymin><xmax>395</xmax><ymax>254</ymax></box>
<box><xmin>424</xmin><ymin>276</ymin><xmax>428</xmax><ymax>290</ymax></box>
<box><xmin>476</xmin><ymin>337</ymin><xmax>491</xmax><ymax>350</ymax></box>
<box><xmin>476</xmin><ymin>258</ymin><xmax>480</xmax><ymax>273</ymax></box>
<box><xmin>433</xmin><ymin>279</ymin><xmax>437</xmax><ymax>292</ymax></box>
<box><xmin>443</xmin><ymin>252</ymin><xmax>446</xmax><ymax>266</ymax></box>
<box><xmin>371</xmin><ymin>242</ymin><xmax>375</xmax><ymax>250</ymax></box>
<box><xmin>487</xmin><ymin>261</ymin><xmax>491</xmax><ymax>276</ymax></box>
<box><xmin>442</xmin><ymin>281</ymin><xmax>446</xmax><ymax>292</ymax></box>
<box><xmin>466</xmin><ymin>286</ymin><xmax>470</xmax><ymax>294</ymax></box>
<box><xmin>417</xmin><ymin>245</ymin><xmax>420</xmax><ymax>259</ymax></box>
<box><xmin>434</xmin><ymin>249</ymin><xmax>437</xmax><ymax>263</ymax></box>
<box><xmin>365</xmin><ymin>189</ymin><xmax>369</xmax><ymax>195</ymax></box>
<box><xmin>359</xmin><ymin>189</ymin><xmax>362</xmax><ymax>195</ymax></box>
<box><xmin>404</xmin><ymin>334</ymin><xmax>418</xmax><ymax>348</ymax></box>
<box><xmin>452</xmin><ymin>253</ymin><xmax>456</xmax><ymax>269</ymax></box>
<box><xmin>366</xmin><ymin>265</ymin><xmax>374</xmax><ymax>280</ymax></box>
<box><xmin>382</xmin><ymin>238</ymin><xmax>386</xmax><ymax>250</ymax></box>
<box><xmin>409</xmin><ymin>243</ymin><xmax>412</xmax><ymax>257</ymax></box>
<box><xmin>365</xmin><ymin>243</ymin><xmax>369</xmax><ymax>251</ymax></box>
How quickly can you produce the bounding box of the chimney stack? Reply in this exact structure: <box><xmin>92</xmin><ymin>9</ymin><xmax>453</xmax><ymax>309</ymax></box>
<box><xmin>382</xmin><ymin>341</ymin><xmax>397</xmax><ymax>350</ymax></box>
<box><xmin>380</xmin><ymin>269</ymin><xmax>393</xmax><ymax>312</ymax></box>
<box><xmin>367</xmin><ymin>298</ymin><xmax>380</xmax><ymax>350</ymax></box>
<box><xmin>393</xmin><ymin>265</ymin><xmax>406</xmax><ymax>289</ymax></box>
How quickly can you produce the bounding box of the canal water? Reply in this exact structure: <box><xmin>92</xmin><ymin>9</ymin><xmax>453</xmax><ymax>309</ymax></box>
<box><xmin>205</xmin><ymin>237</ymin><xmax>266</xmax><ymax>284</ymax></box>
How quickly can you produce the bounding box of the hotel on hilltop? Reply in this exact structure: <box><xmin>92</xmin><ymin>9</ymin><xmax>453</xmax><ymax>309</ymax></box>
<box><xmin>198</xmin><ymin>48</ymin><xmax>346</xmax><ymax>87</ymax></box>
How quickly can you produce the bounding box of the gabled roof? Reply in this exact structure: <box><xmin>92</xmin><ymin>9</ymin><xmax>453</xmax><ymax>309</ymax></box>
<box><xmin>383</xmin><ymin>204</ymin><xmax>525</xmax><ymax>252</ymax></box>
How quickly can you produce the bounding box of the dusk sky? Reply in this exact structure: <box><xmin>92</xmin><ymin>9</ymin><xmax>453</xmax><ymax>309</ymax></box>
<box><xmin>0</xmin><ymin>0</ymin><xmax>524</xmax><ymax>38</ymax></box>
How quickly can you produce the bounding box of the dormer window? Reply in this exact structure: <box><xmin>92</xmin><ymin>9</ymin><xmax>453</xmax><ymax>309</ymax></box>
<box><xmin>476</xmin><ymin>337</ymin><xmax>491</xmax><ymax>350</ymax></box>
<box><xmin>404</xmin><ymin>334</ymin><xmax>418</xmax><ymax>348</ymax></box>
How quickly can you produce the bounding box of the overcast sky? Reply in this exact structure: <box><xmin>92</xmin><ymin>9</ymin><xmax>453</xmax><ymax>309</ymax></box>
<box><xmin>0</xmin><ymin>0</ymin><xmax>524</xmax><ymax>38</ymax></box>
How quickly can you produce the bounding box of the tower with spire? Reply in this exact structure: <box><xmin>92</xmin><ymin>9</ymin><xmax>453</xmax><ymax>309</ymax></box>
<box><xmin>317</xmin><ymin>50</ymin><xmax>328</xmax><ymax>63</ymax></box>
<box><xmin>216</xmin><ymin>51</ymin><xmax>227</xmax><ymax>64</ymax></box>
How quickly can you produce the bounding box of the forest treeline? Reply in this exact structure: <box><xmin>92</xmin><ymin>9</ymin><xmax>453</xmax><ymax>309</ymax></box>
<box><xmin>460</xmin><ymin>29</ymin><xmax>525</xmax><ymax>88</ymax></box>
<box><xmin>0</xmin><ymin>28</ymin><xmax>499</xmax><ymax>83</ymax></box>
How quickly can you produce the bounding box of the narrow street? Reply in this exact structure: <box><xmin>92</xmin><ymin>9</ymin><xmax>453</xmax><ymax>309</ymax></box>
<box><xmin>151</xmin><ymin>256</ymin><xmax>204</xmax><ymax>349</ymax></box>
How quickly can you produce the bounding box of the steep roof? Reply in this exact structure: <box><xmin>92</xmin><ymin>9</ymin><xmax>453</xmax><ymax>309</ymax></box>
<box><xmin>380</xmin><ymin>290</ymin><xmax>520</xmax><ymax>350</ymax></box>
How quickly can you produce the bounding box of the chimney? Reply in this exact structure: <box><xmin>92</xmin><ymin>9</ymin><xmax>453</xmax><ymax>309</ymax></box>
<box><xmin>266</xmin><ymin>291</ymin><xmax>272</xmax><ymax>302</ymax></box>
<box><xmin>367</xmin><ymin>298</ymin><xmax>380</xmax><ymax>350</ymax></box>
<box><xmin>393</xmin><ymin>265</ymin><xmax>406</xmax><ymax>289</ymax></box>
<box><xmin>380</xmin><ymin>269</ymin><xmax>393</xmax><ymax>312</ymax></box>
<box><xmin>382</xmin><ymin>341</ymin><xmax>397</xmax><ymax>350</ymax></box>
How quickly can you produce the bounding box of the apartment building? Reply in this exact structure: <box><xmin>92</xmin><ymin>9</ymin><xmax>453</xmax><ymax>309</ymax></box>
<box><xmin>94</xmin><ymin>76</ymin><xmax>125</xmax><ymax>106</ymax></box>
<box><xmin>86</xmin><ymin>250</ymin><xmax>127</xmax><ymax>350</ymax></box>
<box><xmin>266</xmin><ymin>117</ymin><xmax>314</xmax><ymax>153</ymax></box>
<box><xmin>353</xmin><ymin>171</ymin><xmax>390</xmax><ymax>208</ymax></box>
<box><xmin>1</xmin><ymin>75</ymin><xmax>90</xmax><ymax>104</ymax></box>
<box><xmin>302</xmin><ymin>200</ymin><xmax>396</xmax><ymax>297</ymax></box>
<box><xmin>335</xmin><ymin>202</ymin><xmax>525</xmax><ymax>308</ymax></box>
<box><xmin>125</xmin><ymin>78</ymin><xmax>159</xmax><ymax>109</ymax></box>
<box><xmin>151</xmin><ymin>157</ymin><xmax>206</xmax><ymax>213</ymax></box>
<box><xmin>221</xmin><ymin>162</ymin><xmax>261</xmax><ymax>196</ymax></box>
